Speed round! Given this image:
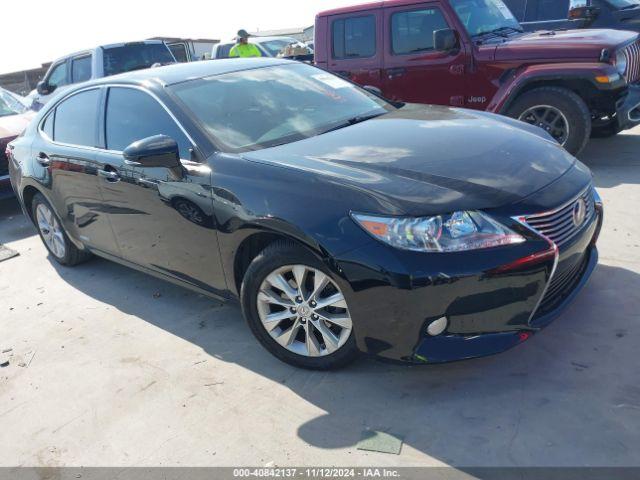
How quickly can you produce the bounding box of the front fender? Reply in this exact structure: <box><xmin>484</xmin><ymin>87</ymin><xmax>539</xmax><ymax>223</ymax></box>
<box><xmin>488</xmin><ymin>63</ymin><xmax>623</xmax><ymax>114</ymax></box>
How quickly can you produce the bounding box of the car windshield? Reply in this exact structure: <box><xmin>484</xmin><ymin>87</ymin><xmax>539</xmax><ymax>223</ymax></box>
<box><xmin>450</xmin><ymin>0</ymin><xmax>522</xmax><ymax>38</ymax></box>
<box><xmin>607</xmin><ymin>0</ymin><xmax>640</xmax><ymax>8</ymax></box>
<box><xmin>0</xmin><ymin>89</ymin><xmax>27</xmax><ymax>117</ymax></box>
<box><xmin>259</xmin><ymin>39</ymin><xmax>300</xmax><ymax>57</ymax></box>
<box><xmin>171</xmin><ymin>63</ymin><xmax>393</xmax><ymax>153</ymax></box>
<box><xmin>103</xmin><ymin>43</ymin><xmax>176</xmax><ymax>77</ymax></box>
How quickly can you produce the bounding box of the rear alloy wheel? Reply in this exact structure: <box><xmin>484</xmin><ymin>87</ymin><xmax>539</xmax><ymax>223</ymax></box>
<box><xmin>241</xmin><ymin>241</ymin><xmax>359</xmax><ymax>369</ymax></box>
<box><xmin>31</xmin><ymin>193</ymin><xmax>92</xmax><ymax>266</ymax></box>
<box><xmin>507</xmin><ymin>86</ymin><xmax>591</xmax><ymax>156</ymax></box>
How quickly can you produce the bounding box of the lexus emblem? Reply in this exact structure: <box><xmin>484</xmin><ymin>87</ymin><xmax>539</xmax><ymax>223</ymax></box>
<box><xmin>572</xmin><ymin>198</ymin><xmax>587</xmax><ymax>227</ymax></box>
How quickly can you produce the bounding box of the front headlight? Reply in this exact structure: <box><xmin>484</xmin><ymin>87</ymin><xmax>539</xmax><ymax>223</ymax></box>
<box><xmin>616</xmin><ymin>50</ymin><xmax>628</xmax><ymax>77</ymax></box>
<box><xmin>351</xmin><ymin>211</ymin><xmax>525</xmax><ymax>253</ymax></box>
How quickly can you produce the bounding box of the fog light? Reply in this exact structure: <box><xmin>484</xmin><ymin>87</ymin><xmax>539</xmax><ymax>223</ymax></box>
<box><xmin>427</xmin><ymin>317</ymin><xmax>448</xmax><ymax>336</ymax></box>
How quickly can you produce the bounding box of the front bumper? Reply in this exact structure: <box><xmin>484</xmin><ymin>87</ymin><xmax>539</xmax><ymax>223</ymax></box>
<box><xmin>333</xmin><ymin>192</ymin><xmax>602</xmax><ymax>364</ymax></box>
<box><xmin>616</xmin><ymin>83</ymin><xmax>640</xmax><ymax>131</ymax></box>
<box><xmin>413</xmin><ymin>246</ymin><xmax>598</xmax><ymax>364</ymax></box>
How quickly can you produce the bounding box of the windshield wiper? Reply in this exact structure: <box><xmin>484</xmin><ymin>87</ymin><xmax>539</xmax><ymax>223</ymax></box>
<box><xmin>473</xmin><ymin>26</ymin><xmax>524</xmax><ymax>41</ymax></box>
<box><xmin>321</xmin><ymin>112</ymin><xmax>385</xmax><ymax>134</ymax></box>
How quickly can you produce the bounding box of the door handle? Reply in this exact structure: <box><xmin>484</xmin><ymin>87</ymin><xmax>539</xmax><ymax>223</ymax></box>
<box><xmin>98</xmin><ymin>169</ymin><xmax>121</xmax><ymax>182</ymax></box>
<box><xmin>36</xmin><ymin>152</ymin><xmax>50</xmax><ymax>167</ymax></box>
<box><xmin>387</xmin><ymin>67</ymin><xmax>406</xmax><ymax>79</ymax></box>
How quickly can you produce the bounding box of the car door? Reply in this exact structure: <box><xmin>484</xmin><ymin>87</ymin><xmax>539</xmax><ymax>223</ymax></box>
<box><xmin>382</xmin><ymin>3</ymin><xmax>470</xmax><ymax>106</ymax></box>
<box><xmin>93</xmin><ymin>85</ymin><xmax>227</xmax><ymax>295</ymax></box>
<box><xmin>326</xmin><ymin>10</ymin><xmax>384</xmax><ymax>90</ymax></box>
<box><xmin>521</xmin><ymin>0</ymin><xmax>573</xmax><ymax>30</ymax></box>
<box><xmin>33</xmin><ymin>87</ymin><xmax>120</xmax><ymax>255</ymax></box>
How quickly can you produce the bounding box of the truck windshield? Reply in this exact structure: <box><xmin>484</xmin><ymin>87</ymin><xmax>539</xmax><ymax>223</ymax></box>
<box><xmin>171</xmin><ymin>63</ymin><xmax>393</xmax><ymax>153</ymax></box>
<box><xmin>450</xmin><ymin>0</ymin><xmax>522</xmax><ymax>38</ymax></box>
<box><xmin>103</xmin><ymin>43</ymin><xmax>176</xmax><ymax>77</ymax></box>
<box><xmin>608</xmin><ymin>0</ymin><xmax>640</xmax><ymax>9</ymax></box>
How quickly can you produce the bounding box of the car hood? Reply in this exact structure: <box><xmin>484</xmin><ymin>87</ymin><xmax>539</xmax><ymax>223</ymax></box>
<box><xmin>0</xmin><ymin>111</ymin><xmax>34</xmax><ymax>139</ymax></box>
<box><xmin>242</xmin><ymin>104</ymin><xmax>576</xmax><ymax>216</ymax></box>
<box><xmin>494</xmin><ymin>29</ymin><xmax>638</xmax><ymax>61</ymax></box>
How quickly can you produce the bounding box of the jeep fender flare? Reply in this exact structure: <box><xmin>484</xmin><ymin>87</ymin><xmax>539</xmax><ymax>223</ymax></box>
<box><xmin>488</xmin><ymin>63</ymin><xmax>622</xmax><ymax>114</ymax></box>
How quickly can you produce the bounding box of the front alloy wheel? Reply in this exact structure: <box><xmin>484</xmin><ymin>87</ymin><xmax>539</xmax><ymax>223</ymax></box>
<box><xmin>241</xmin><ymin>241</ymin><xmax>359</xmax><ymax>369</ymax></box>
<box><xmin>257</xmin><ymin>265</ymin><xmax>353</xmax><ymax>357</ymax></box>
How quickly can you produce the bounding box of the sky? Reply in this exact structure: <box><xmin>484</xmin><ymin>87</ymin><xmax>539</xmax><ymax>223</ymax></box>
<box><xmin>1</xmin><ymin>0</ymin><xmax>357</xmax><ymax>75</ymax></box>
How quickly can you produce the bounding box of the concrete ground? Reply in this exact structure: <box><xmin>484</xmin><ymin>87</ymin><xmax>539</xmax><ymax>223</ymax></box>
<box><xmin>0</xmin><ymin>129</ymin><xmax>639</xmax><ymax>469</ymax></box>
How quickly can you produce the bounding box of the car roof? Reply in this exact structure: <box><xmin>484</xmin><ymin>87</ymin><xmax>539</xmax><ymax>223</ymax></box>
<box><xmin>74</xmin><ymin>57</ymin><xmax>292</xmax><ymax>89</ymax></box>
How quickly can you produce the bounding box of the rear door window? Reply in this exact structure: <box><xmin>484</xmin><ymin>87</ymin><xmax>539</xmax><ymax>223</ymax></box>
<box><xmin>71</xmin><ymin>55</ymin><xmax>92</xmax><ymax>83</ymax></box>
<box><xmin>332</xmin><ymin>15</ymin><xmax>376</xmax><ymax>59</ymax></box>
<box><xmin>52</xmin><ymin>89</ymin><xmax>100</xmax><ymax>147</ymax></box>
<box><xmin>391</xmin><ymin>8</ymin><xmax>450</xmax><ymax>55</ymax></box>
<box><xmin>525</xmin><ymin>0</ymin><xmax>570</xmax><ymax>21</ymax></box>
<box><xmin>104</xmin><ymin>87</ymin><xmax>191</xmax><ymax>157</ymax></box>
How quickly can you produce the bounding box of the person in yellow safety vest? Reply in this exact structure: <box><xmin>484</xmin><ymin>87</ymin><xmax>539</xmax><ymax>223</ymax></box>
<box><xmin>229</xmin><ymin>30</ymin><xmax>263</xmax><ymax>58</ymax></box>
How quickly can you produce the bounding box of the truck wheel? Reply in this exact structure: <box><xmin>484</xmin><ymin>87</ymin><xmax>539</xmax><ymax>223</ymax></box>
<box><xmin>591</xmin><ymin>121</ymin><xmax>620</xmax><ymax>139</ymax></box>
<box><xmin>507</xmin><ymin>87</ymin><xmax>591</xmax><ymax>156</ymax></box>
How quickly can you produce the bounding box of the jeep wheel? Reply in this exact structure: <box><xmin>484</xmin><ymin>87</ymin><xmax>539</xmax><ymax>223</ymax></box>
<box><xmin>507</xmin><ymin>87</ymin><xmax>591</xmax><ymax>156</ymax></box>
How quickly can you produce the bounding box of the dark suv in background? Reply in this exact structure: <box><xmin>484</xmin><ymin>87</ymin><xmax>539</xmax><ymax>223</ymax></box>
<box><xmin>504</xmin><ymin>0</ymin><xmax>640</xmax><ymax>32</ymax></box>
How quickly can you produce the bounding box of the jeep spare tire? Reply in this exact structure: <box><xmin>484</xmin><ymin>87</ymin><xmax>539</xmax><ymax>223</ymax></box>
<box><xmin>506</xmin><ymin>86</ymin><xmax>591</xmax><ymax>157</ymax></box>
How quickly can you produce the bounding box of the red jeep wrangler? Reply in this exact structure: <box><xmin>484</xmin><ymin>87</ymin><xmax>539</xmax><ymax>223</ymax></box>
<box><xmin>315</xmin><ymin>0</ymin><xmax>640</xmax><ymax>155</ymax></box>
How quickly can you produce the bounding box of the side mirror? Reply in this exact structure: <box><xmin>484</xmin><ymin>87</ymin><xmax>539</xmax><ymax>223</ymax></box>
<box><xmin>123</xmin><ymin>135</ymin><xmax>180</xmax><ymax>168</ymax></box>
<box><xmin>363</xmin><ymin>85</ymin><xmax>383</xmax><ymax>97</ymax></box>
<box><xmin>434</xmin><ymin>29</ymin><xmax>459</xmax><ymax>53</ymax></box>
<box><xmin>568</xmin><ymin>6</ymin><xmax>600</xmax><ymax>21</ymax></box>
<box><xmin>36</xmin><ymin>81</ymin><xmax>53</xmax><ymax>96</ymax></box>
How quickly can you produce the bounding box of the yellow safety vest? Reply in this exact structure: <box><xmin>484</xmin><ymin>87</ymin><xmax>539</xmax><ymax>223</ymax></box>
<box><xmin>229</xmin><ymin>43</ymin><xmax>262</xmax><ymax>58</ymax></box>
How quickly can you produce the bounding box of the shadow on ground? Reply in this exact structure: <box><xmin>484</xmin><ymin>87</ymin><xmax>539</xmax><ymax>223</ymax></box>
<box><xmin>47</xmin><ymin>253</ymin><xmax>640</xmax><ymax>467</ymax></box>
<box><xmin>580</xmin><ymin>134</ymin><xmax>640</xmax><ymax>189</ymax></box>
<box><xmin>0</xmin><ymin>198</ymin><xmax>33</xmax><ymax>243</ymax></box>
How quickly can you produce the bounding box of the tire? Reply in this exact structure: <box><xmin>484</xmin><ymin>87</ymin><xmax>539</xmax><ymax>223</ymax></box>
<box><xmin>506</xmin><ymin>86</ymin><xmax>591</xmax><ymax>156</ymax></box>
<box><xmin>591</xmin><ymin>122</ymin><xmax>620</xmax><ymax>139</ymax></box>
<box><xmin>31</xmin><ymin>193</ymin><xmax>92</xmax><ymax>266</ymax></box>
<box><xmin>240</xmin><ymin>240</ymin><xmax>359</xmax><ymax>370</ymax></box>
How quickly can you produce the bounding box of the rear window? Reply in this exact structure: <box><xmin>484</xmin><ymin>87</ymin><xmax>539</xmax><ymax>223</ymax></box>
<box><xmin>332</xmin><ymin>15</ymin><xmax>376</xmax><ymax>59</ymax></box>
<box><xmin>52</xmin><ymin>89</ymin><xmax>100</xmax><ymax>147</ymax></box>
<box><xmin>102</xmin><ymin>43</ymin><xmax>175</xmax><ymax>77</ymax></box>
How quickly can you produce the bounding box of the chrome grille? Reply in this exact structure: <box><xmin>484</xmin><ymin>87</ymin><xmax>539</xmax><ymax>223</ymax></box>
<box><xmin>523</xmin><ymin>186</ymin><xmax>596</xmax><ymax>247</ymax></box>
<box><xmin>533</xmin><ymin>253</ymin><xmax>589</xmax><ymax>322</ymax></box>
<box><xmin>622</xmin><ymin>40</ymin><xmax>640</xmax><ymax>84</ymax></box>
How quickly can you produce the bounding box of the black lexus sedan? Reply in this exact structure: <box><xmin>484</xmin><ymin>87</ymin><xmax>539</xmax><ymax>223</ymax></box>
<box><xmin>7</xmin><ymin>59</ymin><xmax>602</xmax><ymax>369</ymax></box>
